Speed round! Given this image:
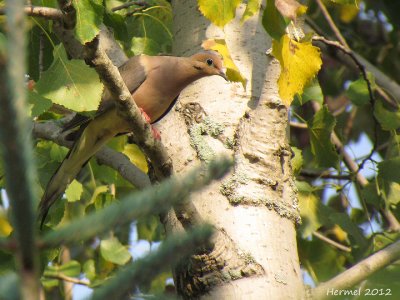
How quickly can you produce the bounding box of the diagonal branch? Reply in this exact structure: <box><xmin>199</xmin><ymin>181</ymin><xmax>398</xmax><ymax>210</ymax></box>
<box><xmin>43</xmin><ymin>273</ymin><xmax>90</xmax><ymax>286</ymax></box>
<box><xmin>0</xmin><ymin>5</ymin><xmax>63</xmax><ymax>19</ymax></box>
<box><xmin>315</xmin><ymin>0</ymin><xmax>349</xmax><ymax>48</ymax></box>
<box><xmin>311</xmin><ymin>239</ymin><xmax>400</xmax><ymax>300</ymax></box>
<box><xmin>82</xmin><ymin>38</ymin><xmax>205</xmax><ymax>229</ymax></box>
<box><xmin>83</xmin><ymin>38</ymin><xmax>173</xmax><ymax>179</ymax></box>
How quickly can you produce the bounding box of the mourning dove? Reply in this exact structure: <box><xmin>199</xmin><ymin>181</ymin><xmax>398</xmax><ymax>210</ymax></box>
<box><xmin>38</xmin><ymin>51</ymin><xmax>226</xmax><ymax>227</ymax></box>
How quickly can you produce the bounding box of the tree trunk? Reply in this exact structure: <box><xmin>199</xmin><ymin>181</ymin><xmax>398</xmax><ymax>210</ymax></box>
<box><xmin>158</xmin><ymin>1</ymin><xmax>305</xmax><ymax>299</ymax></box>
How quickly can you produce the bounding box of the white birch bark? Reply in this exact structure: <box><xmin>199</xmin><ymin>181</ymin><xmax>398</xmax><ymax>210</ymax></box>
<box><xmin>157</xmin><ymin>1</ymin><xmax>305</xmax><ymax>299</ymax></box>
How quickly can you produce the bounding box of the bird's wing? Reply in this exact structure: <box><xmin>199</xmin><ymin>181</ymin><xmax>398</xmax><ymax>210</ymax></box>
<box><xmin>62</xmin><ymin>56</ymin><xmax>148</xmax><ymax>134</ymax></box>
<box><xmin>38</xmin><ymin>57</ymin><xmax>149</xmax><ymax>227</ymax></box>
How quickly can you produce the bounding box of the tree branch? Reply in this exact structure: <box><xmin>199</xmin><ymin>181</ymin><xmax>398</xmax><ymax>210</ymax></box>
<box><xmin>299</xmin><ymin>170</ymin><xmax>351</xmax><ymax>181</ymax></box>
<box><xmin>83</xmin><ymin>38</ymin><xmax>173</xmax><ymax>179</ymax></box>
<box><xmin>312</xmin><ymin>231</ymin><xmax>351</xmax><ymax>253</ymax></box>
<box><xmin>311</xmin><ymin>239</ymin><xmax>400</xmax><ymax>300</ymax></box>
<box><xmin>315</xmin><ymin>0</ymin><xmax>349</xmax><ymax>48</ymax></box>
<box><xmin>43</xmin><ymin>273</ymin><xmax>90</xmax><ymax>286</ymax></box>
<box><xmin>0</xmin><ymin>5</ymin><xmax>63</xmax><ymax>19</ymax></box>
<box><xmin>82</xmin><ymin>38</ymin><xmax>206</xmax><ymax>230</ymax></box>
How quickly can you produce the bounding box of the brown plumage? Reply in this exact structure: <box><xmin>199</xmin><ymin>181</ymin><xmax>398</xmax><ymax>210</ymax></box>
<box><xmin>38</xmin><ymin>51</ymin><xmax>226</xmax><ymax>227</ymax></box>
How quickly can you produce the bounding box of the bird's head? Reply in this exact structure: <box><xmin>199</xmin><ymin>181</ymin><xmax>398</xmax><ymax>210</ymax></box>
<box><xmin>190</xmin><ymin>51</ymin><xmax>227</xmax><ymax>81</ymax></box>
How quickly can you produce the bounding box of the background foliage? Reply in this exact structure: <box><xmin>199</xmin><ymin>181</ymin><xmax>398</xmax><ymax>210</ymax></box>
<box><xmin>1</xmin><ymin>0</ymin><xmax>400</xmax><ymax>299</ymax></box>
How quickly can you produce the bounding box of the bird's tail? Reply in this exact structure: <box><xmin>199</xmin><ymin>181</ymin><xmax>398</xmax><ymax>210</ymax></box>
<box><xmin>38</xmin><ymin>114</ymin><xmax>119</xmax><ymax>228</ymax></box>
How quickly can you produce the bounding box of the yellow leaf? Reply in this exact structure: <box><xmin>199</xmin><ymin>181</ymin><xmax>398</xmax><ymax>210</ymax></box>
<box><xmin>328</xmin><ymin>224</ymin><xmax>348</xmax><ymax>243</ymax></box>
<box><xmin>202</xmin><ymin>39</ymin><xmax>247</xmax><ymax>89</ymax></box>
<box><xmin>198</xmin><ymin>0</ymin><xmax>241</xmax><ymax>27</ymax></box>
<box><xmin>272</xmin><ymin>35</ymin><xmax>322</xmax><ymax>106</ymax></box>
<box><xmin>123</xmin><ymin>144</ymin><xmax>148</xmax><ymax>174</ymax></box>
<box><xmin>275</xmin><ymin>0</ymin><xmax>307</xmax><ymax>21</ymax></box>
<box><xmin>0</xmin><ymin>212</ymin><xmax>12</xmax><ymax>237</ymax></box>
<box><xmin>241</xmin><ymin>0</ymin><xmax>262</xmax><ymax>23</ymax></box>
<box><xmin>339</xmin><ymin>4</ymin><xmax>359</xmax><ymax>23</ymax></box>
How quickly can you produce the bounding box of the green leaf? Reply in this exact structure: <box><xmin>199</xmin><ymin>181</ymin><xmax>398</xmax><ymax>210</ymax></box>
<box><xmin>361</xmin><ymin>183</ymin><xmax>382</xmax><ymax>209</ymax></box>
<box><xmin>378</xmin><ymin>157</ymin><xmax>400</xmax><ymax>183</ymax></box>
<box><xmin>330</xmin><ymin>0</ymin><xmax>357</xmax><ymax>4</ymax></box>
<box><xmin>149</xmin><ymin>271</ymin><xmax>172</xmax><ymax>293</ymax></box>
<box><xmin>35</xmin><ymin>45</ymin><xmax>103</xmax><ymax>112</ymax></box>
<box><xmin>42</xmin><ymin>260</ymin><xmax>81</xmax><ymax>288</ymax></box>
<box><xmin>100</xmin><ymin>236</ymin><xmax>132</xmax><ymax>265</ymax></box>
<box><xmin>73</xmin><ymin>0</ymin><xmax>104</xmax><ymax>43</ymax></box>
<box><xmin>345</xmin><ymin>75</ymin><xmax>374</xmax><ymax>106</ymax></box>
<box><xmin>0</xmin><ymin>272</ymin><xmax>20</xmax><ymax>300</ymax></box>
<box><xmin>123</xmin><ymin>144</ymin><xmax>148</xmax><ymax>174</ymax></box>
<box><xmin>65</xmin><ymin>179</ymin><xmax>83</xmax><ymax>202</ymax></box>
<box><xmin>27</xmin><ymin>25</ymin><xmax>55</xmax><ymax>81</ymax></box>
<box><xmin>131</xmin><ymin>37</ymin><xmax>160</xmax><ymax>56</ymax></box>
<box><xmin>298</xmin><ymin>191</ymin><xmax>322</xmax><ymax>238</ymax></box>
<box><xmin>49</xmin><ymin>143</ymin><xmax>69</xmax><ymax>163</ymax></box>
<box><xmin>329</xmin><ymin>212</ymin><xmax>367</xmax><ymax>248</ymax></box>
<box><xmin>384</xmin><ymin>182</ymin><xmax>400</xmax><ymax>206</ymax></box>
<box><xmin>307</xmin><ymin>106</ymin><xmax>339</xmax><ymax>168</ymax></box>
<box><xmin>103</xmin><ymin>12</ymin><xmax>129</xmax><ymax>44</ymax></box>
<box><xmin>137</xmin><ymin>215</ymin><xmax>163</xmax><ymax>242</ymax></box>
<box><xmin>31</xmin><ymin>0</ymin><xmax>57</xmax><ymax>7</ymax></box>
<box><xmin>127</xmin><ymin>0</ymin><xmax>172</xmax><ymax>54</ymax></box>
<box><xmin>374</xmin><ymin>100</ymin><xmax>400</xmax><ymax>131</ymax></box>
<box><xmin>198</xmin><ymin>0</ymin><xmax>241</xmax><ymax>27</ymax></box>
<box><xmin>241</xmin><ymin>0</ymin><xmax>261</xmax><ymax>23</ymax></box>
<box><xmin>0</xmin><ymin>32</ymin><xmax>6</xmax><ymax>58</ymax></box>
<box><xmin>83</xmin><ymin>259</ymin><xmax>97</xmax><ymax>282</ymax></box>
<box><xmin>296</xmin><ymin>180</ymin><xmax>315</xmax><ymax>193</ymax></box>
<box><xmin>27</xmin><ymin>90</ymin><xmax>52</xmax><ymax>117</ymax></box>
<box><xmin>293</xmin><ymin>80</ymin><xmax>323</xmax><ymax>106</ymax></box>
<box><xmin>373</xmin><ymin>232</ymin><xmax>400</xmax><ymax>251</ymax></box>
<box><xmin>291</xmin><ymin>146</ymin><xmax>303</xmax><ymax>174</ymax></box>
<box><xmin>298</xmin><ymin>238</ymin><xmax>346</xmax><ymax>282</ymax></box>
<box><xmin>44</xmin><ymin>260</ymin><xmax>81</xmax><ymax>277</ymax></box>
<box><xmin>262</xmin><ymin>0</ymin><xmax>288</xmax><ymax>40</ymax></box>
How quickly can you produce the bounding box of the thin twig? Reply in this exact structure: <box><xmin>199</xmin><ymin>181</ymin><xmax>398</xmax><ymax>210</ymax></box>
<box><xmin>39</xmin><ymin>31</ymin><xmax>45</xmax><ymax>76</ymax></box>
<box><xmin>289</xmin><ymin>121</ymin><xmax>307</xmax><ymax>129</ymax></box>
<box><xmin>313</xmin><ymin>231</ymin><xmax>351</xmax><ymax>252</ymax></box>
<box><xmin>312</xmin><ymin>36</ymin><xmax>378</xmax><ymax>172</ymax></box>
<box><xmin>307</xmin><ymin>16</ymin><xmax>400</xmax><ymax>108</ymax></box>
<box><xmin>300</xmin><ymin>170</ymin><xmax>351</xmax><ymax>181</ymax></box>
<box><xmin>0</xmin><ymin>5</ymin><xmax>63</xmax><ymax>20</ymax></box>
<box><xmin>61</xmin><ymin>247</ymin><xmax>73</xmax><ymax>300</ymax></box>
<box><xmin>343</xmin><ymin>106</ymin><xmax>357</xmax><ymax>140</ymax></box>
<box><xmin>315</xmin><ymin>0</ymin><xmax>349</xmax><ymax>48</ymax></box>
<box><xmin>43</xmin><ymin>273</ymin><xmax>90</xmax><ymax>286</ymax></box>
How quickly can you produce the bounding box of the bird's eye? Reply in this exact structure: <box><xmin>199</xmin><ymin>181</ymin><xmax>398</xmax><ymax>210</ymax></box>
<box><xmin>206</xmin><ymin>58</ymin><xmax>213</xmax><ymax>66</ymax></box>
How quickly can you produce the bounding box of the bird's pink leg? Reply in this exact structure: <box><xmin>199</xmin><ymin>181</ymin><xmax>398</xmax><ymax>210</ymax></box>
<box><xmin>139</xmin><ymin>107</ymin><xmax>161</xmax><ymax>140</ymax></box>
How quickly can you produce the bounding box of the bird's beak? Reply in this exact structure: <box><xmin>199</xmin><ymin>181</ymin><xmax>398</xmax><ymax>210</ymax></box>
<box><xmin>219</xmin><ymin>69</ymin><xmax>228</xmax><ymax>81</ymax></box>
